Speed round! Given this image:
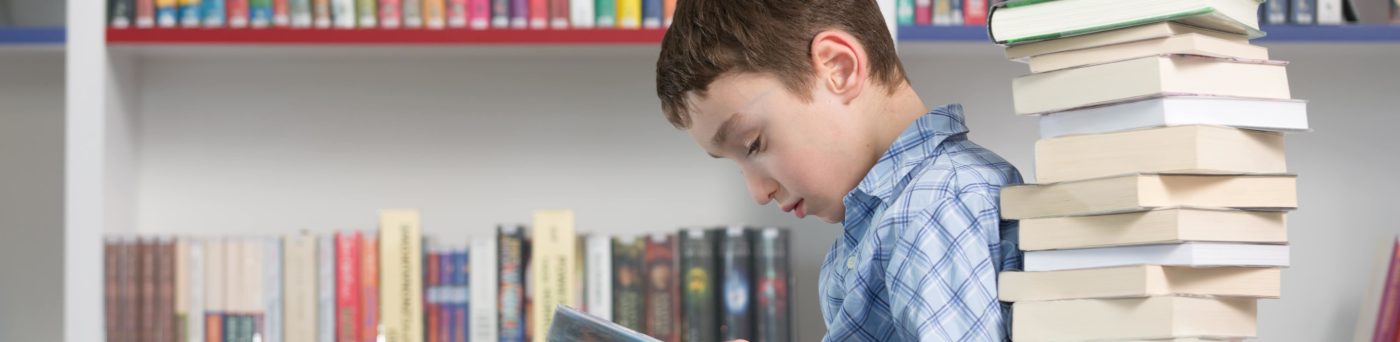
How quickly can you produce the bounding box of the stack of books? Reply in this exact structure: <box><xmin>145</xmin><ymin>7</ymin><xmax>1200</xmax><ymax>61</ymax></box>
<box><xmin>987</xmin><ymin>0</ymin><xmax>1309</xmax><ymax>340</ymax></box>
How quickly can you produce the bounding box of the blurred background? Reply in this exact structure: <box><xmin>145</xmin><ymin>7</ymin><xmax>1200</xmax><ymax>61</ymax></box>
<box><xmin>2</xmin><ymin>0</ymin><xmax>1400</xmax><ymax>340</ymax></box>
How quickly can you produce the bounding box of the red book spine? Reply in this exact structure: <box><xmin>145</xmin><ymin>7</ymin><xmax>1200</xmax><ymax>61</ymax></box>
<box><xmin>915</xmin><ymin>0</ymin><xmax>931</xmax><ymax>26</ymax></box>
<box><xmin>643</xmin><ymin>234</ymin><xmax>679</xmax><ymax>342</ymax></box>
<box><xmin>380</xmin><ymin>0</ymin><xmax>403</xmax><ymax>27</ymax></box>
<box><xmin>962</xmin><ymin>0</ymin><xmax>986</xmax><ymax>25</ymax></box>
<box><xmin>362</xmin><ymin>236</ymin><xmax>379</xmax><ymax>342</ymax></box>
<box><xmin>336</xmin><ymin>232</ymin><xmax>363</xmax><ymax>342</ymax></box>
<box><xmin>548</xmin><ymin>0</ymin><xmax>568</xmax><ymax>28</ymax></box>
<box><xmin>137</xmin><ymin>0</ymin><xmax>156</xmax><ymax>26</ymax></box>
<box><xmin>229</xmin><ymin>0</ymin><xmax>251</xmax><ymax>26</ymax></box>
<box><xmin>274</xmin><ymin>0</ymin><xmax>290</xmax><ymax>26</ymax></box>
<box><xmin>468</xmin><ymin>0</ymin><xmax>489</xmax><ymax>28</ymax></box>
<box><xmin>426</xmin><ymin>251</ymin><xmax>441</xmax><ymax>342</ymax></box>
<box><xmin>528</xmin><ymin>0</ymin><xmax>547</xmax><ymax>28</ymax></box>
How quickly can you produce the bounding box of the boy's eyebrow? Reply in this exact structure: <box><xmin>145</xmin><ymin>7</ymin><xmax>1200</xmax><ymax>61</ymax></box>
<box><xmin>710</xmin><ymin>112</ymin><xmax>743</xmax><ymax>149</ymax></box>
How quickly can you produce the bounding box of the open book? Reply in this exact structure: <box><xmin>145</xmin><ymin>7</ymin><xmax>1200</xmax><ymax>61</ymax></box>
<box><xmin>546</xmin><ymin>305</ymin><xmax>660</xmax><ymax>342</ymax></box>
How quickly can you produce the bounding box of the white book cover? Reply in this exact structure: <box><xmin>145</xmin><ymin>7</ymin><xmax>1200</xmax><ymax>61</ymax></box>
<box><xmin>188</xmin><ymin>238</ymin><xmax>205</xmax><ymax>342</ymax></box>
<box><xmin>1039</xmin><ymin>95</ymin><xmax>1310</xmax><ymax>139</ymax></box>
<box><xmin>332</xmin><ymin>0</ymin><xmax>356</xmax><ymax>28</ymax></box>
<box><xmin>570</xmin><ymin>0</ymin><xmax>594</xmax><ymax>28</ymax></box>
<box><xmin>584</xmin><ymin>234</ymin><xmax>612</xmax><ymax>321</ymax></box>
<box><xmin>243</xmin><ymin>239</ymin><xmax>264</xmax><ymax>326</ymax></box>
<box><xmin>1025</xmin><ymin>242</ymin><xmax>1290</xmax><ymax>272</ymax></box>
<box><xmin>469</xmin><ymin>236</ymin><xmax>499</xmax><ymax>342</ymax></box>
<box><xmin>226</xmin><ymin>238</ymin><xmax>244</xmax><ymax>314</ymax></box>
<box><xmin>318</xmin><ymin>235</ymin><xmax>335</xmax><ymax>342</ymax></box>
<box><xmin>264</xmin><ymin>237</ymin><xmax>283</xmax><ymax>342</ymax></box>
<box><xmin>1318</xmin><ymin>0</ymin><xmax>1344</xmax><ymax>24</ymax></box>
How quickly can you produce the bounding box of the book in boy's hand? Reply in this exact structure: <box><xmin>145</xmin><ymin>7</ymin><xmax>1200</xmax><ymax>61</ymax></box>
<box><xmin>546</xmin><ymin>305</ymin><xmax>660</xmax><ymax>342</ymax></box>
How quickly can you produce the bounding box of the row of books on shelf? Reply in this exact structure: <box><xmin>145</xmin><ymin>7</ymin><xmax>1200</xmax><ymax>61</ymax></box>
<box><xmin>1259</xmin><ymin>0</ymin><xmax>1400</xmax><ymax>26</ymax></box>
<box><xmin>102</xmin><ymin>209</ymin><xmax>793</xmax><ymax>342</ymax></box>
<box><xmin>108</xmin><ymin>0</ymin><xmax>675</xmax><ymax>30</ymax></box>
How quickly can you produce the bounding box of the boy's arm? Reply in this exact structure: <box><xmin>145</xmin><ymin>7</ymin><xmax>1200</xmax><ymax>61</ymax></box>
<box><xmin>885</xmin><ymin>193</ymin><xmax>1006</xmax><ymax>341</ymax></box>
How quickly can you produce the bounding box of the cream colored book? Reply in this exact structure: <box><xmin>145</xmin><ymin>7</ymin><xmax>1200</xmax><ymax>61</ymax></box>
<box><xmin>1029</xmin><ymin>33</ymin><xmax>1269</xmax><ymax>73</ymax></box>
<box><xmin>283</xmin><ymin>232</ymin><xmax>318</xmax><ymax>342</ymax></box>
<box><xmin>204</xmin><ymin>239</ymin><xmax>225</xmax><ymax>324</ymax></box>
<box><xmin>531</xmin><ymin>209</ymin><xmax>577</xmax><ymax>342</ymax></box>
<box><xmin>380</xmin><ymin>209</ymin><xmax>424</xmax><ymax>342</ymax></box>
<box><xmin>1014</xmin><ymin>296</ymin><xmax>1257</xmax><ymax>341</ymax></box>
<box><xmin>1038</xmin><ymin>95</ymin><xmax>1309</xmax><ymax>139</ymax></box>
<box><xmin>1001</xmin><ymin>173</ymin><xmax>1297</xmax><ymax>219</ymax></box>
<box><xmin>175</xmin><ymin>238</ymin><xmax>189</xmax><ymax>336</ymax></box>
<box><xmin>225</xmin><ymin>238</ymin><xmax>244</xmax><ymax>315</ymax></box>
<box><xmin>989</xmin><ymin>0</ymin><xmax>1262</xmax><ymax>44</ymax></box>
<box><xmin>242</xmin><ymin>238</ymin><xmax>264</xmax><ymax>320</ymax></box>
<box><xmin>1006</xmin><ymin>22</ymin><xmax>1249</xmax><ymax>60</ymax></box>
<box><xmin>999</xmin><ymin>265</ymin><xmax>1281</xmax><ymax>302</ymax></box>
<box><xmin>1020</xmin><ymin>208</ymin><xmax>1287</xmax><ymax>251</ymax></box>
<box><xmin>1025</xmin><ymin>242</ymin><xmax>1289</xmax><ymax>271</ymax></box>
<box><xmin>1012</xmin><ymin>55</ymin><xmax>1290</xmax><ymax>115</ymax></box>
<box><xmin>1034</xmin><ymin>125</ymin><xmax>1286</xmax><ymax>183</ymax></box>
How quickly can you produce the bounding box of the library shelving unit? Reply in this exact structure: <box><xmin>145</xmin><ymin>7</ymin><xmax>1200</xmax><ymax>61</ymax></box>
<box><xmin>0</xmin><ymin>26</ymin><xmax>65</xmax><ymax>46</ymax></box>
<box><xmin>105</xmin><ymin>27</ymin><xmax>669</xmax><ymax>44</ymax></box>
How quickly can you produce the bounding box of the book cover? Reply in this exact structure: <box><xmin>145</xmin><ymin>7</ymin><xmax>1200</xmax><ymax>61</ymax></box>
<box><xmin>500</xmin><ymin>225</ymin><xmax>528</xmax><ymax>342</ymax></box>
<box><xmin>288</xmin><ymin>0</ymin><xmax>311</xmax><ymax>26</ymax></box>
<box><xmin>616</xmin><ymin>0</ymin><xmax>639</xmax><ymax>28</ymax></box>
<box><xmin>318</xmin><ymin>235</ymin><xmax>336</xmax><ymax>342</ymax></box>
<box><xmin>357</xmin><ymin>0</ymin><xmax>378</xmax><ymax>26</ymax></box>
<box><xmin>426</xmin><ymin>0</ymin><xmax>447</xmax><ymax>28</ymax></box>
<box><xmin>528</xmin><ymin>0</ymin><xmax>548</xmax><ymax>28</ymax></box>
<box><xmin>897</xmin><ymin>0</ymin><xmax>913</xmax><ymax>25</ymax></box>
<box><xmin>469</xmin><ymin>237</ymin><xmax>499</xmax><ymax>342</ymax></box>
<box><xmin>229</xmin><ymin>0</ymin><xmax>250</xmax><ymax>27</ymax></box>
<box><xmin>1002</xmin><ymin>174</ymin><xmax>1298</xmax><ymax>219</ymax></box>
<box><xmin>532</xmin><ymin>210</ymin><xmax>578</xmax><ymax>342</ymax></box>
<box><xmin>989</xmin><ymin>0</ymin><xmax>1265</xmax><ymax>44</ymax></box>
<box><xmin>612</xmin><ymin>236</ymin><xmax>646</xmax><ymax>332</ymax></box>
<box><xmin>201</xmin><ymin>0</ymin><xmax>225</xmax><ymax>26</ymax></box>
<box><xmin>455</xmin><ymin>249</ymin><xmax>471</xmax><ymax>342</ymax></box>
<box><xmin>337</xmin><ymin>232</ymin><xmax>364</xmax><ymax>342</ymax></box>
<box><xmin>752</xmin><ymin>228</ymin><xmax>791</xmax><ymax>342</ymax></box>
<box><xmin>1033</xmin><ymin>125</ymin><xmax>1286</xmax><ymax>183</ymax></box>
<box><xmin>639</xmin><ymin>0</ymin><xmax>660</xmax><ymax>28</ymax></box>
<box><xmin>1011</xmin><ymin>56</ymin><xmax>1290</xmax><ymax>115</ymax></box>
<box><xmin>363</xmin><ymin>235</ymin><xmax>380</xmax><ymax>342</ymax></box>
<box><xmin>510</xmin><ymin>0</ymin><xmax>528</xmax><ymax>28</ymax></box>
<box><xmin>594</xmin><ymin>0</ymin><xmax>615</xmax><ymax>27</ymax></box>
<box><xmin>963</xmin><ymin>0</ymin><xmax>986</xmax><ymax>25</ymax></box>
<box><xmin>718</xmin><ymin>227</ymin><xmax>753</xmax><ymax>341</ymax></box>
<box><xmin>573</xmin><ymin>237</ymin><xmax>586</xmax><ymax>312</ymax></box>
<box><xmin>1025</xmin><ymin>32</ymin><xmax>1269</xmax><ymax>73</ymax></box>
<box><xmin>250</xmin><ymin>0</ymin><xmax>273</xmax><ymax>27</ymax></box>
<box><xmin>313</xmin><ymin>0</ymin><xmax>332</xmax><ymax>27</ymax></box>
<box><xmin>678</xmin><ymin>229</ymin><xmax>717</xmax><ymax>342</ymax></box>
<box><xmin>1292</xmin><ymin>0</ymin><xmax>1317</xmax><ymax>24</ymax></box>
<box><xmin>915</xmin><ymin>0</ymin><xmax>931</xmax><ymax>25</ymax></box>
<box><xmin>469</xmin><ymin>0</ymin><xmax>489</xmax><ymax>28</ymax></box>
<box><xmin>569</xmin><ymin>0</ymin><xmax>593</xmax><ymax>27</ymax></box>
<box><xmin>1265</xmin><ymin>0</ymin><xmax>1289</xmax><ymax>24</ymax></box>
<box><xmin>448</xmin><ymin>0</ymin><xmax>469</xmax><ymax>27</ymax></box>
<box><xmin>285</xmin><ymin>233</ymin><xmax>319</xmax><ymax>342</ymax></box>
<box><xmin>1037</xmin><ymin>96</ymin><xmax>1307</xmax><ymax>139</ymax></box>
<box><xmin>584</xmin><ymin>235</ymin><xmax>612</xmax><ymax>321</ymax></box>
<box><xmin>112</xmin><ymin>0</ymin><xmax>135</xmax><ymax>27</ymax></box>
<box><xmin>332</xmin><ymin>0</ymin><xmax>356</xmax><ymax>27</ymax></box>
<box><xmin>381</xmin><ymin>0</ymin><xmax>403</xmax><ymax>27</ymax></box>
<box><xmin>428</xmin><ymin>248</ymin><xmax>443</xmax><ymax>342</ymax></box>
<box><xmin>156</xmin><ymin>0</ymin><xmax>179</xmax><ymax>27</ymax></box>
<box><xmin>491</xmin><ymin>0</ymin><xmax>510</xmax><ymax>27</ymax></box>
<box><xmin>1019</xmin><ymin>208</ymin><xmax>1288</xmax><ymax>251</ymax></box>
<box><xmin>188</xmin><ymin>238</ymin><xmax>206</xmax><ymax>342</ymax></box>
<box><xmin>273</xmin><ymin>0</ymin><xmax>290</xmax><ymax>26</ymax></box>
<box><xmin>264</xmin><ymin>237</ymin><xmax>284</xmax><ymax>342</ymax></box>
<box><xmin>1014</xmin><ymin>297</ymin><xmax>1256</xmax><ymax>340</ymax></box>
<box><xmin>104</xmin><ymin>238</ymin><xmax>121</xmax><ymax>342</ymax></box>
<box><xmin>661</xmin><ymin>0</ymin><xmax>673</xmax><ymax>25</ymax></box>
<box><xmin>405</xmin><ymin>0</ymin><xmax>425</xmax><ymax>27</ymax></box>
<box><xmin>203</xmin><ymin>239</ymin><xmax>224</xmax><ymax>342</ymax></box>
<box><xmin>932</xmin><ymin>0</ymin><xmax>950</xmax><ymax>25</ymax></box>
<box><xmin>642</xmin><ymin>233</ymin><xmax>678</xmax><ymax>342</ymax></box>
<box><xmin>138</xmin><ymin>0</ymin><xmax>157</xmax><ymax>27</ymax></box>
<box><xmin>949</xmin><ymin>0</ymin><xmax>963</xmax><ymax>25</ymax></box>
<box><xmin>176</xmin><ymin>239</ymin><xmax>190</xmax><ymax>342</ymax></box>
<box><xmin>524</xmin><ymin>238</ymin><xmax>533</xmax><ymax>342</ymax></box>
<box><xmin>545</xmin><ymin>305</ymin><xmax>661</xmax><ymax>342</ymax></box>
<box><xmin>380</xmin><ymin>209</ymin><xmax>425</xmax><ymax>342</ymax></box>
<box><xmin>999</xmin><ymin>265</ymin><xmax>1282</xmax><ymax>302</ymax></box>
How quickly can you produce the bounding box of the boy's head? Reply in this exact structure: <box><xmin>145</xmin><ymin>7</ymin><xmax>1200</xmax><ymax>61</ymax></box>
<box><xmin>655</xmin><ymin>0</ymin><xmax>909</xmax><ymax>223</ymax></box>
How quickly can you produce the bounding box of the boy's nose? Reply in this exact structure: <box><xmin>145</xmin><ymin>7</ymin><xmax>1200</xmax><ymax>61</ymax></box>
<box><xmin>741</xmin><ymin>169</ymin><xmax>777</xmax><ymax>205</ymax></box>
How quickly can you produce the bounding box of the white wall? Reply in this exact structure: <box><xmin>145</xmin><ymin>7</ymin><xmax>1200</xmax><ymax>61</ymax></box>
<box><xmin>0</xmin><ymin>51</ymin><xmax>64</xmax><ymax>341</ymax></box>
<box><xmin>2</xmin><ymin>0</ymin><xmax>65</xmax><ymax>26</ymax></box>
<box><xmin>122</xmin><ymin>42</ymin><xmax>1400</xmax><ymax>341</ymax></box>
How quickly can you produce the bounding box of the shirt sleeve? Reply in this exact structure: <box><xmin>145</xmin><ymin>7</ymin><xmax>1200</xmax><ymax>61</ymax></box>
<box><xmin>883</xmin><ymin>191</ymin><xmax>1006</xmax><ymax>341</ymax></box>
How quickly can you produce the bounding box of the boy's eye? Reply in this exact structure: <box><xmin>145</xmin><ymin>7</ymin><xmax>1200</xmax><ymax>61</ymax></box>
<box><xmin>746</xmin><ymin>136</ymin><xmax>763</xmax><ymax>156</ymax></box>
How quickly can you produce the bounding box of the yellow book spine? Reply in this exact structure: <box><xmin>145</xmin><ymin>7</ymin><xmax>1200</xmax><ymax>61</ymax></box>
<box><xmin>424</xmin><ymin>0</ymin><xmax>446</xmax><ymax>28</ymax></box>
<box><xmin>530</xmin><ymin>209</ymin><xmax>577</xmax><ymax>342</ymax></box>
<box><xmin>617</xmin><ymin>0</ymin><xmax>641</xmax><ymax>28</ymax></box>
<box><xmin>380</xmin><ymin>209</ymin><xmax>424</xmax><ymax>342</ymax></box>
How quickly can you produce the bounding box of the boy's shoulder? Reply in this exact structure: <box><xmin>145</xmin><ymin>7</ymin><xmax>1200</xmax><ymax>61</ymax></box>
<box><xmin>893</xmin><ymin>126</ymin><xmax>1022</xmax><ymax>213</ymax></box>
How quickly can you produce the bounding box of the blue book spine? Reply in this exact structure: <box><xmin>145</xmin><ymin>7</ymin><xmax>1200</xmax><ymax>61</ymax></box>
<box><xmin>442</xmin><ymin>251</ymin><xmax>456</xmax><ymax>342</ymax></box>
<box><xmin>950</xmin><ymin>0</ymin><xmax>963</xmax><ymax>25</ymax></box>
<box><xmin>1265</xmin><ymin>0</ymin><xmax>1289</xmax><ymax>24</ymax></box>
<box><xmin>203</xmin><ymin>0</ymin><xmax>226</xmax><ymax>26</ymax></box>
<box><xmin>456</xmin><ymin>250</ymin><xmax>470</xmax><ymax>342</ymax></box>
<box><xmin>1291</xmin><ymin>0</ymin><xmax>1315</xmax><ymax>24</ymax></box>
<box><xmin>251</xmin><ymin>2</ymin><xmax>274</xmax><ymax>26</ymax></box>
<box><xmin>179</xmin><ymin>1</ymin><xmax>202</xmax><ymax>26</ymax></box>
<box><xmin>641</xmin><ymin>0</ymin><xmax>661</xmax><ymax>28</ymax></box>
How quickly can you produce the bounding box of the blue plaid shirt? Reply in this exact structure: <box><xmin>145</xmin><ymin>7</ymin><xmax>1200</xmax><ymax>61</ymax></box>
<box><xmin>819</xmin><ymin>104</ymin><xmax>1023</xmax><ymax>341</ymax></box>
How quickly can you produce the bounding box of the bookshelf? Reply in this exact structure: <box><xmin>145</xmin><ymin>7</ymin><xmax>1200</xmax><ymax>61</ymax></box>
<box><xmin>106</xmin><ymin>27</ymin><xmax>669</xmax><ymax>45</ymax></box>
<box><xmin>0</xmin><ymin>27</ymin><xmax>65</xmax><ymax>45</ymax></box>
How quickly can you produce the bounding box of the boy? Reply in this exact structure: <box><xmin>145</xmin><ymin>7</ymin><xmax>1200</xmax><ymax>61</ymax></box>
<box><xmin>654</xmin><ymin>0</ymin><xmax>1022</xmax><ymax>341</ymax></box>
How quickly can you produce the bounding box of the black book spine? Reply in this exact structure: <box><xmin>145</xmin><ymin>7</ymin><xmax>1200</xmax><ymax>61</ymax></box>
<box><xmin>679</xmin><ymin>229</ymin><xmax>718</xmax><ymax>342</ymax></box>
<box><xmin>611</xmin><ymin>236</ymin><xmax>646</xmax><ymax>332</ymax></box>
<box><xmin>751</xmin><ymin>228</ymin><xmax>791</xmax><ymax>342</ymax></box>
<box><xmin>718</xmin><ymin>226</ymin><xmax>752</xmax><ymax>341</ymax></box>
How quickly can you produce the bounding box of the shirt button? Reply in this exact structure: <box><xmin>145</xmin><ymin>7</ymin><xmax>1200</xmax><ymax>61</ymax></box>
<box><xmin>846</xmin><ymin>256</ymin><xmax>857</xmax><ymax>269</ymax></box>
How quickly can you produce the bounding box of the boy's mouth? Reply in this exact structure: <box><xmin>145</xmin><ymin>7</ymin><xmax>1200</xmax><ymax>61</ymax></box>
<box><xmin>783</xmin><ymin>199</ymin><xmax>806</xmax><ymax>219</ymax></box>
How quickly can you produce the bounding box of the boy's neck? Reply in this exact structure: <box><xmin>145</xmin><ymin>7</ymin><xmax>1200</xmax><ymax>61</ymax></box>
<box><xmin>867</xmin><ymin>82</ymin><xmax>929</xmax><ymax>158</ymax></box>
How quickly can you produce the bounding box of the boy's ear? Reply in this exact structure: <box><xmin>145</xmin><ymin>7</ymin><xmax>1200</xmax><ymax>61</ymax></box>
<box><xmin>810</xmin><ymin>30</ymin><xmax>867</xmax><ymax>104</ymax></box>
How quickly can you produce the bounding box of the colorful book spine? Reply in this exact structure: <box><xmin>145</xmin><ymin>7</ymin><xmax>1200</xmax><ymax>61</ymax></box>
<box><xmin>719</xmin><ymin>226</ymin><xmax>753</xmax><ymax>341</ymax></box>
<box><xmin>469</xmin><ymin>237</ymin><xmax>499</xmax><ymax>342</ymax></box>
<box><xmin>337</xmin><ymin>232</ymin><xmax>363</xmax><ymax>342</ymax></box>
<box><xmin>949</xmin><ymin>0</ymin><xmax>963</xmax><ymax>25</ymax></box>
<box><xmin>313</xmin><ymin>0</ymin><xmax>333</xmax><ymax>27</ymax></box>
<box><xmin>932</xmin><ymin>0</ymin><xmax>951</xmax><ymax>25</ymax></box>
<box><xmin>250</xmin><ymin>0</ymin><xmax>274</xmax><ymax>27</ymax></box>
<box><xmin>453</xmin><ymin>249</ymin><xmax>470</xmax><ymax>342</ymax></box>
<box><xmin>531</xmin><ymin>210</ymin><xmax>577</xmax><ymax>342</ymax></box>
<box><xmin>380</xmin><ymin>209</ymin><xmax>425</xmax><ymax>342</ymax></box>
<box><xmin>612</xmin><ymin>236</ymin><xmax>646</xmax><ymax>332</ymax></box>
<box><xmin>201</xmin><ymin>0</ymin><xmax>224</xmax><ymax>26</ymax></box>
<box><xmin>491</xmin><ymin>0</ymin><xmax>510</xmax><ymax>27</ymax></box>
<box><xmin>643</xmin><ymin>233</ymin><xmax>679</xmax><ymax>342</ymax></box>
<box><xmin>752</xmin><ymin>228</ymin><xmax>791</xmax><ymax>342</ymax></box>
<box><xmin>915</xmin><ymin>0</ymin><xmax>930</xmax><ymax>25</ymax></box>
<box><xmin>550</xmin><ymin>0</ymin><xmax>570</xmax><ymax>28</ymax></box>
<box><xmin>404</xmin><ymin>0</ymin><xmax>424</xmax><ymax>27</ymax></box>
<box><xmin>229</xmin><ymin>0</ymin><xmax>250</xmax><ymax>27</ymax></box>
<box><xmin>594</xmin><ymin>0</ymin><xmax>614</xmax><ymax>27</ymax></box>
<box><xmin>1264</xmin><ymin>0</ymin><xmax>1289</xmax><ymax>24</ymax></box>
<box><xmin>426</xmin><ymin>0</ymin><xmax>447</xmax><ymax>28</ymax></box>
<box><xmin>569</xmin><ymin>0</ymin><xmax>593</xmax><ymax>28</ymax></box>
<box><xmin>639</xmin><ymin>0</ymin><xmax>660</xmax><ymax>28</ymax></box>
<box><xmin>203</xmin><ymin>239</ymin><xmax>224</xmax><ymax>342</ymax></box>
<box><xmin>963</xmin><ymin>0</ymin><xmax>985</xmax><ymax>25</ymax></box>
<box><xmin>137</xmin><ymin>0</ymin><xmax>157</xmax><ymax>27</ymax></box>
<box><xmin>332</xmin><ymin>0</ymin><xmax>356</xmax><ymax>28</ymax></box>
<box><xmin>111</xmin><ymin>0</ymin><xmax>135</xmax><ymax>27</ymax></box>
<box><xmin>509</xmin><ymin>0</ymin><xmax>528</xmax><ymax>28</ymax></box>
<box><xmin>264</xmin><ymin>237</ymin><xmax>284</xmax><ymax>342</ymax></box>
<box><xmin>318</xmin><ymin>235</ymin><xmax>336</xmax><ymax>342</ymax></box>
<box><xmin>448</xmin><ymin>0</ymin><xmax>469</xmax><ymax>27</ymax></box>
<box><xmin>428</xmin><ymin>248</ymin><xmax>443</xmax><ymax>342</ymax></box>
<box><xmin>679</xmin><ymin>229</ymin><xmax>718</xmax><ymax>342</ymax></box>
<box><xmin>1291</xmin><ymin>0</ymin><xmax>1316</xmax><ymax>24</ymax></box>
<box><xmin>661</xmin><ymin>0</ymin><xmax>673</xmax><ymax>26</ymax></box>
<box><xmin>285</xmin><ymin>233</ymin><xmax>319</xmax><ymax>342</ymax></box>
<box><xmin>897</xmin><ymin>0</ymin><xmax>913</xmax><ymax>25</ymax></box>
<box><xmin>188</xmin><ymin>238</ymin><xmax>206</xmax><ymax>342</ymax></box>
<box><xmin>616</xmin><ymin>0</ymin><xmax>639</xmax><ymax>28</ymax></box>
<box><xmin>362</xmin><ymin>235</ymin><xmax>380</xmax><ymax>342</ymax></box>
<box><xmin>357</xmin><ymin>0</ymin><xmax>378</xmax><ymax>26</ymax></box>
<box><xmin>583</xmin><ymin>235</ymin><xmax>612</xmax><ymax>321</ymax></box>
<box><xmin>177</xmin><ymin>0</ymin><xmax>202</xmax><ymax>26</ymax></box>
<box><xmin>381</xmin><ymin>0</ymin><xmax>403</xmax><ymax>27</ymax></box>
<box><xmin>527</xmin><ymin>0</ymin><xmax>547</xmax><ymax>28</ymax></box>
<box><xmin>156</xmin><ymin>0</ymin><xmax>179</xmax><ymax>26</ymax></box>
<box><xmin>468</xmin><ymin>0</ymin><xmax>489</xmax><ymax>28</ymax></box>
<box><xmin>499</xmin><ymin>225</ymin><xmax>527</xmax><ymax>342</ymax></box>
<box><xmin>273</xmin><ymin>0</ymin><xmax>290</xmax><ymax>25</ymax></box>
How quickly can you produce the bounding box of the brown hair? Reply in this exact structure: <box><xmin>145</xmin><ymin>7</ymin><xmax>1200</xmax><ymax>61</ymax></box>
<box><xmin>655</xmin><ymin>0</ymin><xmax>908</xmax><ymax>129</ymax></box>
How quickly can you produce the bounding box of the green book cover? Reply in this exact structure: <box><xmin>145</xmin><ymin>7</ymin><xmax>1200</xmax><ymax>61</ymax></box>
<box><xmin>596</xmin><ymin>0</ymin><xmax>617</xmax><ymax>27</ymax></box>
<box><xmin>898</xmin><ymin>0</ymin><xmax>914</xmax><ymax>25</ymax></box>
<box><xmin>991</xmin><ymin>1</ymin><xmax>1266</xmax><ymax>44</ymax></box>
<box><xmin>357</xmin><ymin>0</ymin><xmax>377</xmax><ymax>23</ymax></box>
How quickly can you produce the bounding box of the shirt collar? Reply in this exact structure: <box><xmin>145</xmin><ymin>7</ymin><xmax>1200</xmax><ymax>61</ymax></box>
<box><xmin>840</xmin><ymin>104</ymin><xmax>970</xmax><ymax>238</ymax></box>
